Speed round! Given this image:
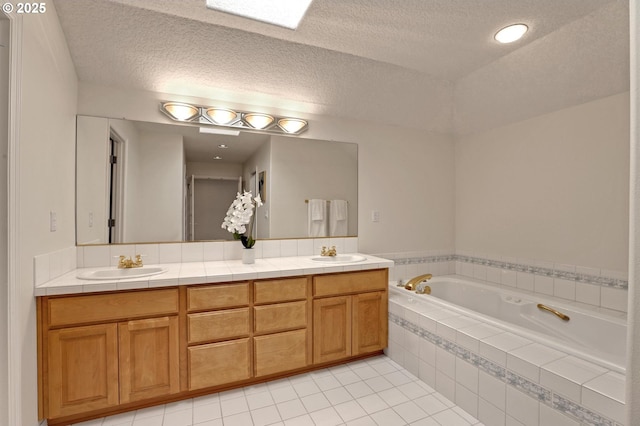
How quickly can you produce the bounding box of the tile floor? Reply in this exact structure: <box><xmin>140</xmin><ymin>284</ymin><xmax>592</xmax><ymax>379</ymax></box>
<box><xmin>72</xmin><ymin>355</ymin><xmax>484</xmax><ymax>426</ymax></box>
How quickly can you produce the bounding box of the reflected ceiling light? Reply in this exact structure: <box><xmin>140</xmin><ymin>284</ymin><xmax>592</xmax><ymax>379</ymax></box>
<box><xmin>243</xmin><ymin>113</ymin><xmax>275</xmax><ymax>130</ymax></box>
<box><xmin>213</xmin><ymin>155</ymin><xmax>222</xmax><ymax>160</ymax></box>
<box><xmin>205</xmin><ymin>107</ymin><xmax>238</xmax><ymax>125</ymax></box>
<box><xmin>494</xmin><ymin>24</ymin><xmax>528</xmax><ymax>44</ymax></box>
<box><xmin>277</xmin><ymin>118</ymin><xmax>308</xmax><ymax>134</ymax></box>
<box><xmin>160</xmin><ymin>101</ymin><xmax>308</xmax><ymax>135</ymax></box>
<box><xmin>218</xmin><ymin>144</ymin><xmax>229</xmax><ymax>149</ymax></box>
<box><xmin>199</xmin><ymin>126</ymin><xmax>241</xmax><ymax>136</ymax></box>
<box><xmin>205</xmin><ymin>0</ymin><xmax>314</xmax><ymax>30</ymax></box>
<box><xmin>161</xmin><ymin>102</ymin><xmax>199</xmax><ymax>121</ymax></box>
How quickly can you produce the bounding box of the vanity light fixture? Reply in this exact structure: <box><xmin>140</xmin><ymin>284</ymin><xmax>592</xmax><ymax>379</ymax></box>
<box><xmin>277</xmin><ymin>118</ymin><xmax>308</xmax><ymax>134</ymax></box>
<box><xmin>162</xmin><ymin>102</ymin><xmax>200</xmax><ymax>121</ymax></box>
<box><xmin>205</xmin><ymin>107</ymin><xmax>238</xmax><ymax>125</ymax></box>
<box><xmin>494</xmin><ymin>23</ymin><xmax>528</xmax><ymax>44</ymax></box>
<box><xmin>161</xmin><ymin>101</ymin><xmax>309</xmax><ymax>135</ymax></box>
<box><xmin>243</xmin><ymin>113</ymin><xmax>274</xmax><ymax>130</ymax></box>
<box><xmin>205</xmin><ymin>0</ymin><xmax>314</xmax><ymax>30</ymax></box>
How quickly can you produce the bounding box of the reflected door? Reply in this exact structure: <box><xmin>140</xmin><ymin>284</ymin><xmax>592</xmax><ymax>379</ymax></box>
<box><xmin>193</xmin><ymin>178</ymin><xmax>239</xmax><ymax>240</ymax></box>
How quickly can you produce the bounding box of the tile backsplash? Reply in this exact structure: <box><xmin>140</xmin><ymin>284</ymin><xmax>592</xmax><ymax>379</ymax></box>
<box><xmin>34</xmin><ymin>245</ymin><xmax>77</xmax><ymax>287</ymax></box>
<box><xmin>34</xmin><ymin>238</ymin><xmax>359</xmax><ymax>286</ymax></box>
<box><xmin>35</xmin><ymin>241</ymin><xmax>629</xmax><ymax>313</ymax></box>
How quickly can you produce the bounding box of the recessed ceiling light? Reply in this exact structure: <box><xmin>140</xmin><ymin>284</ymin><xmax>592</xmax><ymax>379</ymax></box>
<box><xmin>205</xmin><ymin>0</ymin><xmax>314</xmax><ymax>30</ymax></box>
<box><xmin>218</xmin><ymin>144</ymin><xmax>229</xmax><ymax>149</ymax></box>
<box><xmin>213</xmin><ymin>156</ymin><xmax>222</xmax><ymax>160</ymax></box>
<box><xmin>494</xmin><ymin>23</ymin><xmax>528</xmax><ymax>44</ymax></box>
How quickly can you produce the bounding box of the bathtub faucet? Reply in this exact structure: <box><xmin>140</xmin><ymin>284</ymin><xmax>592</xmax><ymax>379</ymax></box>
<box><xmin>405</xmin><ymin>274</ymin><xmax>433</xmax><ymax>292</ymax></box>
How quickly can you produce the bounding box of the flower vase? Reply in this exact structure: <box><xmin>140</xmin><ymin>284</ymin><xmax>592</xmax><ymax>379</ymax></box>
<box><xmin>242</xmin><ymin>248</ymin><xmax>255</xmax><ymax>264</ymax></box>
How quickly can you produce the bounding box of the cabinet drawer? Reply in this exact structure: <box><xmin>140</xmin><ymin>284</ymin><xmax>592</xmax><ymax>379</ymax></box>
<box><xmin>313</xmin><ymin>270</ymin><xmax>387</xmax><ymax>297</ymax></box>
<box><xmin>48</xmin><ymin>289</ymin><xmax>179</xmax><ymax>327</ymax></box>
<box><xmin>187</xmin><ymin>282</ymin><xmax>249</xmax><ymax>311</ymax></box>
<box><xmin>188</xmin><ymin>308</ymin><xmax>250</xmax><ymax>344</ymax></box>
<box><xmin>188</xmin><ymin>339</ymin><xmax>251</xmax><ymax>390</ymax></box>
<box><xmin>254</xmin><ymin>329</ymin><xmax>308</xmax><ymax>377</ymax></box>
<box><xmin>254</xmin><ymin>301</ymin><xmax>307</xmax><ymax>334</ymax></box>
<box><xmin>254</xmin><ymin>277</ymin><xmax>308</xmax><ymax>304</ymax></box>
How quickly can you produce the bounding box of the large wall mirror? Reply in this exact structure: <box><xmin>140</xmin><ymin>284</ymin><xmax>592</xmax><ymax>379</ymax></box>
<box><xmin>76</xmin><ymin>116</ymin><xmax>358</xmax><ymax>245</ymax></box>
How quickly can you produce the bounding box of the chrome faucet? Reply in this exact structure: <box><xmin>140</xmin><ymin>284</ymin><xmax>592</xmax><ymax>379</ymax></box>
<box><xmin>404</xmin><ymin>273</ymin><xmax>433</xmax><ymax>292</ymax></box>
<box><xmin>321</xmin><ymin>246</ymin><xmax>337</xmax><ymax>257</ymax></box>
<box><xmin>118</xmin><ymin>254</ymin><xmax>143</xmax><ymax>269</ymax></box>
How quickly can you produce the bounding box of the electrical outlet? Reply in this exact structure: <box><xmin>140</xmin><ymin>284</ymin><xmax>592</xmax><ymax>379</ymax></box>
<box><xmin>371</xmin><ymin>210</ymin><xmax>380</xmax><ymax>222</ymax></box>
<box><xmin>50</xmin><ymin>211</ymin><xmax>57</xmax><ymax>232</ymax></box>
<box><xmin>88</xmin><ymin>212</ymin><xmax>93</xmax><ymax>228</ymax></box>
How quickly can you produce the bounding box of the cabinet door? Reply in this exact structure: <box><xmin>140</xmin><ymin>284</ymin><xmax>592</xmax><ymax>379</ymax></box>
<box><xmin>313</xmin><ymin>296</ymin><xmax>352</xmax><ymax>364</ymax></box>
<box><xmin>352</xmin><ymin>291</ymin><xmax>388</xmax><ymax>355</ymax></box>
<box><xmin>119</xmin><ymin>316</ymin><xmax>180</xmax><ymax>403</ymax></box>
<box><xmin>48</xmin><ymin>324</ymin><xmax>119</xmax><ymax>418</ymax></box>
<box><xmin>188</xmin><ymin>339</ymin><xmax>252</xmax><ymax>390</ymax></box>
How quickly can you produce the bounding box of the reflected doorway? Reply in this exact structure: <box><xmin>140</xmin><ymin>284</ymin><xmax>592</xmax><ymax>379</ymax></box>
<box><xmin>187</xmin><ymin>176</ymin><xmax>240</xmax><ymax>241</ymax></box>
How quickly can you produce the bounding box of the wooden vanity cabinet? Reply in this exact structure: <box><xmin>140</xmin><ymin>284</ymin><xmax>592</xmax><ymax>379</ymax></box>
<box><xmin>39</xmin><ymin>269</ymin><xmax>388</xmax><ymax>424</ymax></box>
<box><xmin>42</xmin><ymin>289</ymin><xmax>180</xmax><ymax>418</ymax></box>
<box><xmin>253</xmin><ymin>277</ymin><xmax>312</xmax><ymax>377</ymax></box>
<box><xmin>186</xmin><ymin>282</ymin><xmax>252</xmax><ymax>390</ymax></box>
<box><xmin>313</xmin><ymin>269</ymin><xmax>388</xmax><ymax>364</ymax></box>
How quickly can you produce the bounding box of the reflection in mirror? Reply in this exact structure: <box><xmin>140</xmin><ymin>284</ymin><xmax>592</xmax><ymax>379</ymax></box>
<box><xmin>76</xmin><ymin>116</ymin><xmax>358</xmax><ymax>245</ymax></box>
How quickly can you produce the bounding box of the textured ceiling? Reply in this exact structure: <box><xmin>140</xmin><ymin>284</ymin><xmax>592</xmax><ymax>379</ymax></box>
<box><xmin>53</xmin><ymin>0</ymin><xmax>629</xmax><ymax>135</ymax></box>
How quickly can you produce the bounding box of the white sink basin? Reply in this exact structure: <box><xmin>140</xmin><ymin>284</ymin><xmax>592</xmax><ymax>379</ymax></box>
<box><xmin>77</xmin><ymin>266</ymin><xmax>167</xmax><ymax>280</ymax></box>
<box><xmin>310</xmin><ymin>255</ymin><xmax>366</xmax><ymax>263</ymax></box>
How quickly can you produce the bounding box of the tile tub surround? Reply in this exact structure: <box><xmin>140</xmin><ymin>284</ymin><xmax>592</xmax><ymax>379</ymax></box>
<box><xmin>34</xmin><ymin>252</ymin><xmax>392</xmax><ymax>297</ymax></box>
<box><xmin>387</xmin><ymin>284</ymin><xmax>625</xmax><ymax>426</ymax></box>
<box><xmin>381</xmin><ymin>251</ymin><xmax>628</xmax><ymax>313</ymax></box>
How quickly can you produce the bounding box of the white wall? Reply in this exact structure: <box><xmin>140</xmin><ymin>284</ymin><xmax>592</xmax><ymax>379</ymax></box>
<box><xmin>76</xmin><ymin>116</ymin><xmax>110</xmax><ymax>244</ymax></box>
<box><xmin>77</xmin><ymin>82</ymin><xmax>457</xmax><ymax>254</ymax></box>
<box><xmin>270</xmin><ymin>136</ymin><xmax>358</xmax><ymax>238</ymax></box>
<box><xmin>186</xmin><ymin>161</ymin><xmax>242</xmax><ymax>179</ymax></box>
<box><xmin>126</xmin><ymin>131</ymin><xmax>184</xmax><ymax>242</ymax></box>
<box><xmin>110</xmin><ymin>118</ymin><xmax>140</xmax><ymax>243</ymax></box>
<box><xmin>626</xmin><ymin>2</ymin><xmax>639</xmax><ymax>422</ymax></box>
<box><xmin>243</xmin><ymin>139</ymin><xmax>271</xmax><ymax>239</ymax></box>
<box><xmin>455</xmin><ymin>92</ymin><xmax>630</xmax><ymax>273</ymax></box>
<box><xmin>16</xmin><ymin>4</ymin><xmax>78</xmax><ymax>425</ymax></box>
<box><xmin>0</xmin><ymin>15</ymin><xmax>9</xmax><ymax>426</ymax></box>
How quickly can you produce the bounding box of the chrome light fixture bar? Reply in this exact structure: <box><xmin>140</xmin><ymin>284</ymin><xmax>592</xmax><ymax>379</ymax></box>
<box><xmin>160</xmin><ymin>101</ymin><xmax>308</xmax><ymax>135</ymax></box>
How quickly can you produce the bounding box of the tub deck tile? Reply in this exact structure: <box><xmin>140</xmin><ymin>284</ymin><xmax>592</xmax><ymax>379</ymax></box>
<box><xmin>457</xmin><ymin>323</ymin><xmax>504</xmax><ymax>353</ymax></box>
<box><xmin>478</xmin><ymin>332</ymin><xmax>533</xmax><ymax>367</ymax></box>
<box><xmin>540</xmin><ymin>356</ymin><xmax>609</xmax><ymax>403</ymax></box>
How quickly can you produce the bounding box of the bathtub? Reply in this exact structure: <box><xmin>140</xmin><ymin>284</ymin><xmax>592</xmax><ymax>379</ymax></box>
<box><xmin>387</xmin><ymin>275</ymin><xmax>626</xmax><ymax>425</ymax></box>
<box><xmin>390</xmin><ymin>275</ymin><xmax>626</xmax><ymax>373</ymax></box>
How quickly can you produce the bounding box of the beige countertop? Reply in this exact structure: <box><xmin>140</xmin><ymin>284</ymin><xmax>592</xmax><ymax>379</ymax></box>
<box><xmin>35</xmin><ymin>253</ymin><xmax>394</xmax><ymax>296</ymax></box>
